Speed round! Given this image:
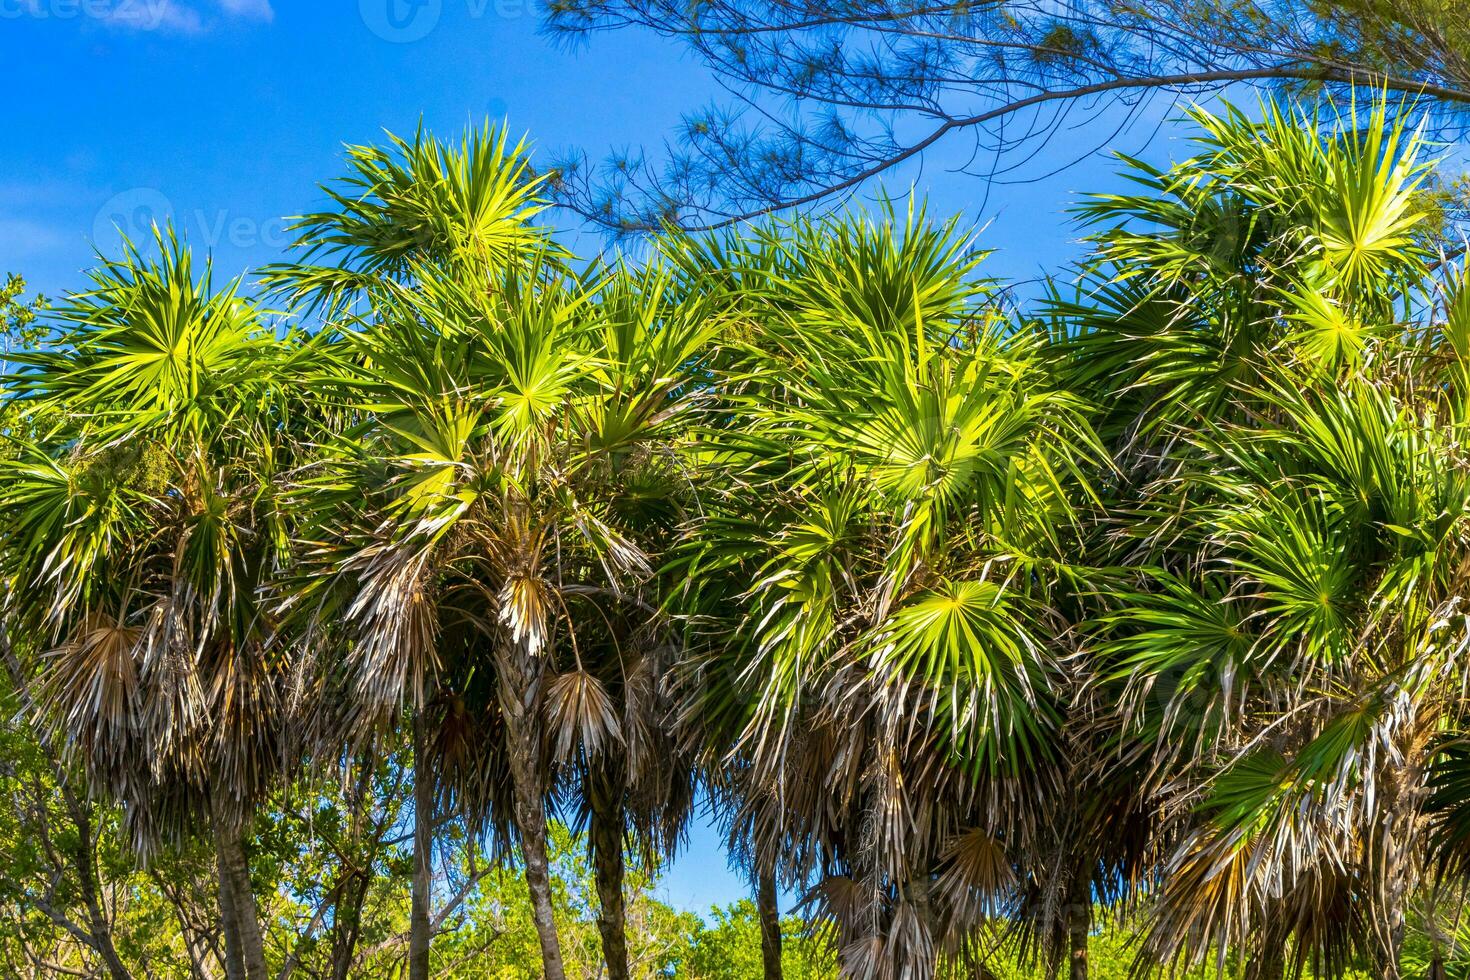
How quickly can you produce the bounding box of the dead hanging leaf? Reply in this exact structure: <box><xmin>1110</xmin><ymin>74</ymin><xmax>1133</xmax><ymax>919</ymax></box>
<box><xmin>936</xmin><ymin>827</ymin><xmax>1015</xmax><ymax>924</ymax></box>
<box><xmin>41</xmin><ymin>613</ymin><xmax>142</xmax><ymax>741</ymax></box>
<box><xmin>499</xmin><ymin>572</ymin><xmax>550</xmax><ymax>656</ymax></box>
<box><xmin>544</xmin><ymin>668</ymin><xmax>622</xmax><ymax>762</ymax></box>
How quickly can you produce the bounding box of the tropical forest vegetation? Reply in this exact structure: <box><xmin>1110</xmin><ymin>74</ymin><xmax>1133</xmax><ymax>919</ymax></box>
<box><xmin>4</xmin><ymin>89</ymin><xmax>1470</xmax><ymax>980</ymax></box>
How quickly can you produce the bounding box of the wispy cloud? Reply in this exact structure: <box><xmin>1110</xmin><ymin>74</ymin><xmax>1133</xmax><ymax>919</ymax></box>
<box><xmin>83</xmin><ymin>0</ymin><xmax>275</xmax><ymax>34</ymax></box>
<box><xmin>216</xmin><ymin>0</ymin><xmax>274</xmax><ymax>23</ymax></box>
<box><xmin>135</xmin><ymin>1</ymin><xmax>202</xmax><ymax>33</ymax></box>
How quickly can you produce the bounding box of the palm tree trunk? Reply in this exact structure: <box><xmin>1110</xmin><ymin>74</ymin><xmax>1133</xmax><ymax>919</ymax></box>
<box><xmin>757</xmin><ymin>864</ymin><xmax>782</xmax><ymax>980</ymax></box>
<box><xmin>213</xmin><ymin>803</ymin><xmax>268</xmax><ymax>980</ymax></box>
<box><xmin>1246</xmin><ymin>945</ymin><xmax>1285</xmax><ymax>980</ymax></box>
<box><xmin>408</xmin><ymin>712</ymin><xmax>434</xmax><ymax>980</ymax></box>
<box><xmin>1066</xmin><ymin>887</ymin><xmax>1090</xmax><ymax>980</ymax></box>
<box><xmin>216</xmin><ymin>838</ymin><xmax>246</xmax><ymax>980</ymax></box>
<box><xmin>497</xmin><ymin>645</ymin><xmax>566</xmax><ymax>980</ymax></box>
<box><xmin>1373</xmin><ymin>871</ymin><xmax>1407</xmax><ymax>980</ymax></box>
<box><xmin>1371</xmin><ymin>758</ymin><xmax>1424</xmax><ymax>980</ymax></box>
<box><xmin>588</xmin><ymin>764</ymin><xmax>629</xmax><ymax>980</ymax></box>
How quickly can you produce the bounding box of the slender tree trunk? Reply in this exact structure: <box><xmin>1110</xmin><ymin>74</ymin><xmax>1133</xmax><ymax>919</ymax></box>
<box><xmin>588</xmin><ymin>764</ymin><xmax>629</xmax><ymax>980</ymax></box>
<box><xmin>223</xmin><ymin>833</ymin><xmax>268</xmax><ymax>980</ymax></box>
<box><xmin>1371</xmin><ymin>756</ymin><xmax>1425</xmax><ymax>980</ymax></box>
<box><xmin>213</xmin><ymin>804</ymin><xmax>268</xmax><ymax>980</ymax></box>
<box><xmin>1066</xmin><ymin>885</ymin><xmax>1090</xmax><ymax>980</ymax></box>
<box><xmin>408</xmin><ymin>713</ymin><xmax>434</xmax><ymax>980</ymax></box>
<box><xmin>1373</xmin><ymin>852</ymin><xmax>1408</xmax><ymax>980</ymax></box>
<box><xmin>67</xmin><ymin>791</ymin><xmax>132</xmax><ymax>980</ymax></box>
<box><xmin>497</xmin><ymin>645</ymin><xmax>566</xmax><ymax>980</ymax></box>
<box><xmin>1381</xmin><ymin>845</ymin><xmax>1408</xmax><ymax>980</ymax></box>
<box><xmin>216</xmin><ymin>838</ymin><xmax>246</xmax><ymax>980</ymax></box>
<box><xmin>757</xmin><ymin>863</ymin><xmax>782</xmax><ymax>980</ymax></box>
<box><xmin>328</xmin><ymin>869</ymin><xmax>370</xmax><ymax>980</ymax></box>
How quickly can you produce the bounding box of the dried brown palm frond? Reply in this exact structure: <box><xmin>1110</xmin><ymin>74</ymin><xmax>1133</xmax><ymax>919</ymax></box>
<box><xmin>37</xmin><ymin>613</ymin><xmax>141</xmax><ymax>764</ymax></box>
<box><xmin>340</xmin><ymin>537</ymin><xmax>443</xmax><ymax>722</ymax></box>
<box><xmin>544</xmin><ymin>667</ymin><xmax>623</xmax><ymax>764</ymax></box>
<box><xmin>934</xmin><ymin>828</ymin><xmax>1018</xmax><ymax>929</ymax></box>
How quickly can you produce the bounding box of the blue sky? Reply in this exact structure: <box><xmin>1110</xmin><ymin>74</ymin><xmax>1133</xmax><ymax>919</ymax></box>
<box><xmin>1</xmin><ymin>0</ymin><xmax>1195</xmax><ymax>301</ymax></box>
<box><xmin>3</xmin><ymin>0</ymin><xmax>1195</xmax><ymax>916</ymax></box>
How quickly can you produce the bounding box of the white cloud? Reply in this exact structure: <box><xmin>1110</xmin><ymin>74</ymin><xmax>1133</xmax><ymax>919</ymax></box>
<box><xmin>150</xmin><ymin>2</ymin><xmax>206</xmax><ymax>32</ymax></box>
<box><xmin>91</xmin><ymin>0</ymin><xmax>200</xmax><ymax>33</ymax></box>
<box><xmin>91</xmin><ymin>0</ymin><xmax>274</xmax><ymax>34</ymax></box>
<box><xmin>216</xmin><ymin>0</ymin><xmax>274</xmax><ymax>22</ymax></box>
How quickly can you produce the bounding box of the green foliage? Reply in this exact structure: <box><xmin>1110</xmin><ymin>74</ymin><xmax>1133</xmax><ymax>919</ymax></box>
<box><xmin>0</xmin><ymin>700</ymin><xmax>828</xmax><ymax>979</ymax></box>
<box><xmin>685</xmin><ymin>901</ymin><xmax>835</xmax><ymax>980</ymax></box>
<box><xmin>0</xmin><ymin>274</ymin><xmax>45</xmax><ymax>461</ymax></box>
<box><xmin>541</xmin><ymin>0</ymin><xmax>1470</xmax><ymax>232</ymax></box>
<box><xmin>1</xmin><ymin>273</ymin><xmax>45</xmax><ymax>352</ymax></box>
<box><xmin>5</xmin><ymin>91</ymin><xmax>1470</xmax><ymax>980</ymax></box>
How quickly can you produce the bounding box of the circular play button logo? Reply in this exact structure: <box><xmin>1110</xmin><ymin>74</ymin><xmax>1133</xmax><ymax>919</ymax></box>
<box><xmin>360</xmin><ymin>0</ymin><xmax>443</xmax><ymax>43</ymax></box>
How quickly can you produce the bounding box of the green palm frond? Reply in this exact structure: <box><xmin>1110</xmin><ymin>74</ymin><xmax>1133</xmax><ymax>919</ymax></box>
<box><xmin>1095</xmin><ymin>571</ymin><xmax>1259</xmax><ymax>757</ymax></box>
<box><xmin>1279</xmin><ymin>280</ymin><xmax>1381</xmax><ymax>371</ymax></box>
<box><xmin>870</xmin><ymin>578</ymin><xmax>1058</xmax><ymax>776</ymax></box>
<box><xmin>1053</xmin><ymin>92</ymin><xmax>1440</xmax><ymax>442</ymax></box>
<box><xmin>263</xmin><ymin>120</ymin><xmax>555</xmax><ymax>312</ymax></box>
<box><xmin>8</xmin><ymin>225</ymin><xmax>284</xmax><ymax>442</ymax></box>
<box><xmin>1219</xmin><ymin>486</ymin><xmax>1357</xmax><ymax>665</ymax></box>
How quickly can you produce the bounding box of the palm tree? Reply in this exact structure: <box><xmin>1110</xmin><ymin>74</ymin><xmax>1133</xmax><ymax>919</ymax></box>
<box><xmin>1055</xmin><ymin>94</ymin><xmax>1470</xmax><ymax>976</ymax></box>
<box><xmin>668</xmin><ymin>203</ymin><xmax>1105</xmax><ymax>978</ymax></box>
<box><xmin>287</xmin><ymin>245</ymin><xmax>715</xmax><ymax>979</ymax></box>
<box><xmin>0</xmin><ymin>229</ymin><xmax>310</xmax><ymax>980</ymax></box>
<box><xmin>549</xmin><ymin>258</ymin><xmax>715</xmax><ymax>980</ymax></box>
<box><xmin>633</xmin><ymin>226</ymin><xmax>796</xmax><ymax>980</ymax></box>
<box><xmin>265</xmin><ymin>121</ymin><xmax>551</xmax><ymax>980</ymax></box>
<box><xmin>273</xmin><ymin>121</ymin><xmax>722</xmax><ymax>980</ymax></box>
<box><xmin>1048</xmin><ymin>95</ymin><xmax>1433</xmax><ymax>444</ymax></box>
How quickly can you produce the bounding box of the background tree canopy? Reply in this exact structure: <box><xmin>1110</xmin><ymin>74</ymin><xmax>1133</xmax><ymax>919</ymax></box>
<box><xmin>540</xmin><ymin>0</ymin><xmax>1470</xmax><ymax>231</ymax></box>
